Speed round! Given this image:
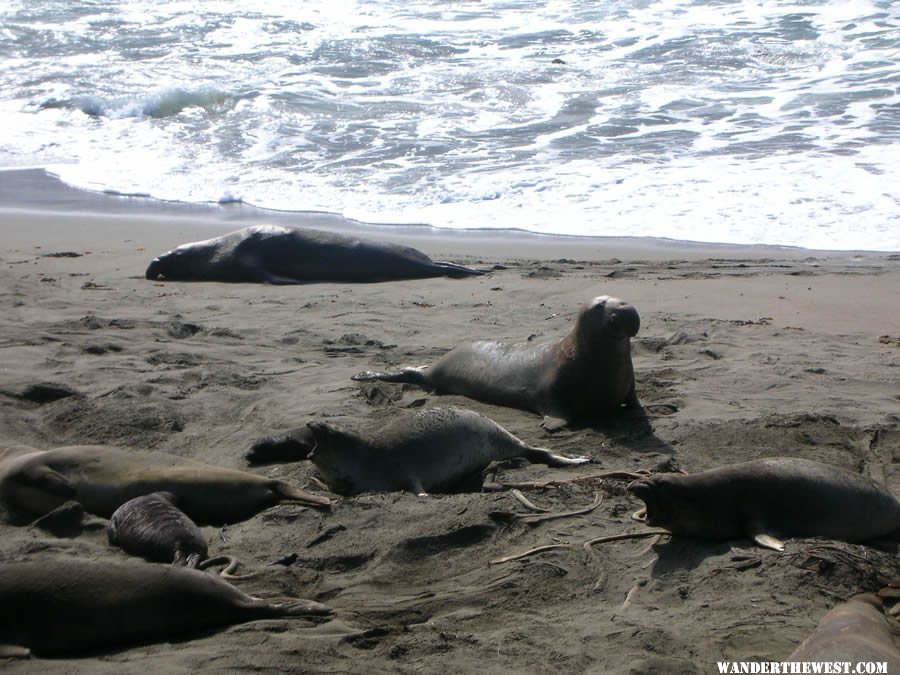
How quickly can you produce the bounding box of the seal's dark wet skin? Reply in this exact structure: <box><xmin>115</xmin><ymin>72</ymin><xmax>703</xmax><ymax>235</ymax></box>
<box><xmin>146</xmin><ymin>225</ymin><xmax>484</xmax><ymax>284</ymax></box>
<box><xmin>0</xmin><ymin>559</ymin><xmax>332</xmax><ymax>657</ymax></box>
<box><xmin>627</xmin><ymin>457</ymin><xmax>900</xmax><ymax>551</ymax></box>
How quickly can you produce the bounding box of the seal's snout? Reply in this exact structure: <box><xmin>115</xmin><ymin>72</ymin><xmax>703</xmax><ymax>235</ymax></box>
<box><xmin>608</xmin><ymin>302</ymin><xmax>640</xmax><ymax>338</ymax></box>
<box><xmin>145</xmin><ymin>258</ymin><xmax>163</xmax><ymax>280</ymax></box>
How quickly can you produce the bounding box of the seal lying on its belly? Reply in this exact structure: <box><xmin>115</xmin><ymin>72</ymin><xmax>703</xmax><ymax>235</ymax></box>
<box><xmin>353</xmin><ymin>295</ymin><xmax>640</xmax><ymax>430</ymax></box>
<box><xmin>627</xmin><ymin>457</ymin><xmax>900</xmax><ymax>551</ymax></box>
<box><xmin>145</xmin><ymin>224</ymin><xmax>483</xmax><ymax>283</ymax></box>
<box><xmin>0</xmin><ymin>559</ymin><xmax>332</xmax><ymax>657</ymax></box>
<box><xmin>0</xmin><ymin>444</ymin><xmax>330</xmax><ymax>525</ymax></box>
<box><xmin>786</xmin><ymin>594</ymin><xmax>900</xmax><ymax>670</ymax></box>
<box><xmin>107</xmin><ymin>492</ymin><xmax>246</xmax><ymax>577</ymax></box>
<box><xmin>299</xmin><ymin>406</ymin><xmax>590</xmax><ymax>495</ymax></box>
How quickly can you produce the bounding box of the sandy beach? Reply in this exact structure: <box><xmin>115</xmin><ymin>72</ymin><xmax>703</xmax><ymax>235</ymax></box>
<box><xmin>1</xmin><ymin>169</ymin><xmax>898</xmax><ymax>673</ymax></box>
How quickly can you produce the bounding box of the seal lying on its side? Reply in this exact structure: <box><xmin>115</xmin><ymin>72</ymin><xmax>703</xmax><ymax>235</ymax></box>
<box><xmin>787</xmin><ymin>594</ymin><xmax>900</xmax><ymax>670</ymax></box>
<box><xmin>0</xmin><ymin>444</ymin><xmax>330</xmax><ymax>525</ymax></box>
<box><xmin>0</xmin><ymin>559</ymin><xmax>332</xmax><ymax>657</ymax></box>
<box><xmin>627</xmin><ymin>457</ymin><xmax>900</xmax><ymax>551</ymax></box>
<box><xmin>353</xmin><ymin>295</ymin><xmax>640</xmax><ymax>430</ymax></box>
<box><xmin>301</xmin><ymin>406</ymin><xmax>591</xmax><ymax>495</ymax></box>
<box><xmin>145</xmin><ymin>225</ymin><xmax>483</xmax><ymax>284</ymax></box>
<box><xmin>107</xmin><ymin>492</ymin><xmax>246</xmax><ymax>576</ymax></box>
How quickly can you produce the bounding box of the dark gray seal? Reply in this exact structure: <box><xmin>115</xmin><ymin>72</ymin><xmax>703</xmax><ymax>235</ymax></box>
<box><xmin>301</xmin><ymin>406</ymin><xmax>590</xmax><ymax>495</ymax></box>
<box><xmin>0</xmin><ymin>559</ymin><xmax>331</xmax><ymax>657</ymax></box>
<box><xmin>353</xmin><ymin>295</ymin><xmax>640</xmax><ymax>430</ymax></box>
<box><xmin>145</xmin><ymin>224</ymin><xmax>483</xmax><ymax>283</ymax></box>
<box><xmin>0</xmin><ymin>444</ymin><xmax>330</xmax><ymax>525</ymax></box>
<box><xmin>246</xmin><ymin>426</ymin><xmax>317</xmax><ymax>466</ymax></box>
<box><xmin>627</xmin><ymin>457</ymin><xmax>900</xmax><ymax>551</ymax></box>
<box><xmin>787</xmin><ymin>594</ymin><xmax>899</xmax><ymax>669</ymax></box>
<box><xmin>107</xmin><ymin>491</ymin><xmax>245</xmax><ymax>576</ymax></box>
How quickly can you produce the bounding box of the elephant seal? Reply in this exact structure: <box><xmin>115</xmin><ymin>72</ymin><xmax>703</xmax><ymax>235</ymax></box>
<box><xmin>353</xmin><ymin>295</ymin><xmax>640</xmax><ymax>430</ymax></box>
<box><xmin>0</xmin><ymin>444</ymin><xmax>330</xmax><ymax>525</ymax></box>
<box><xmin>301</xmin><ymin>406</ymin><xmax>590</xmax><ymax>495</ymax></box>
<box><xmin>0</xmin><ymin>559</ymin><xmax>331</xmax><ymax>657</ymax></box>
<box><xmin>627</xmin><ymin>457</ymin><xmax>900</xmax><ymax>551</ymax></box>
<box><xmin>145</xmin><ymin>225</ymin><xmax>483</xmax><ymax>283</ymax></box>
<box><xmin>787</xmin><ymin>594</ymin><xmax>900</xmax><ymax>669</ymax></box>
<box><xmin>246</xmin><ymin>426</ymin><xmax>316</xmax><ymax>466</ymax></box>
<box><xmin>107</xmin><ymin>492</ymin><xmax>246</xmax><ymax>577</ymax></box>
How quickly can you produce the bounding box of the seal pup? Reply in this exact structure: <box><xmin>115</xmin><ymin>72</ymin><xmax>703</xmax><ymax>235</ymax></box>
<box><xmin>107</xmin><ymin>492</ymin><xmax>247</xmax><ymax>577</ymax></box>
<box><xmin>627</xmin><ymin>457</ymin><xmax>900</xmax><ymax>551</ymax></box>
<box><xmin>145</xmin><ymin>224</ymin><xmax>483</xmax><ymax>283</ymax></box>
<box><xmin>0</xmin><ymin>559</ymin><xmax>332</xmax><ymax>657</ymax></box>
<box><xmin>787</xmin><ymin>594</ymin><xmax>900</xmax><ymax>669</ymax></box>
<box><xmin>0</xmin><ymin>444</ymin><xmax>330</xmax><ymax>525</ymax></box>
<box><xmin>353</xmin><ymin>295</ymin><xmax>640</xmax><ymax>430</ymax></box>
<box><xmin>302</xmin><ymin>406</ymin><xmax>590</xmax><ymax>495</ymax></box>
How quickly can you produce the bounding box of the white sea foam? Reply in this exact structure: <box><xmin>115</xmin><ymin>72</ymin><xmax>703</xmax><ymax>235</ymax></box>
<box><xmin>0</xmin><ymin>0</ymin><xmax>897</xmax><ymax>250</ymax></box>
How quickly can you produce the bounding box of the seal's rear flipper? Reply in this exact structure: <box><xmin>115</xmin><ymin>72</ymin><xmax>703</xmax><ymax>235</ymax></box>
<box><xmin>752</xmin><ymin>533</ymin><xmax>785</xmax><ymax>552</ymax></box>
<box><xmin>271</xmin><ymin>598</ymin><xmax>334</xmax><ymax>618</ymax></box>
<box><xmin>526</xmin><ymin>447</ymin><xmax>591</xmax><ymax>467</ymax></box>
<box><xmin>352</xmin><ymin>367</ymin><xmax>428</xmax><ymax>386</ymax></box>
<box><xmin>431</xmin><ymin>261</ymin><xmax>485</xmax><ymax>278</ymax></box>
<box><xmin>274</xmin><ymin>481</ymin><xmax>332</xmax><ymax>510</ymax></box>
<box><xmin>0</xmin><ymin>644</ymin><xmax>31</xmax><ymax>658</ymax></box>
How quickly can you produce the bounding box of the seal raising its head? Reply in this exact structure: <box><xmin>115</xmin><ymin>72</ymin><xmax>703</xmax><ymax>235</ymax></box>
<box><xmin>293</xmin><ymin>406</ymin><xmax>590</xmax><ymax>495</ymax></box>
<box><xmin>146</xmin><ymin>225</ymin><xmax>483</xmax><ymax>284</ymax></box>
<box><xmin>627</xmin><ymin>457</ymin><xmax>900</xmax><ymax>550</ymax></box>
<box><xmin>353</xmin><ymin>295</ymin><xmax>640</xmax><ymax>430</ymax></box>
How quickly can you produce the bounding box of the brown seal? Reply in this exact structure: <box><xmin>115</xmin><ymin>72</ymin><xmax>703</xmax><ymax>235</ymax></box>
<box><xmin>0</xmin><ymin>558</ymin><xmax>331</xmax><ymax>657</ymax></box>
<box><xmin>353</xmin><ymin>295</ymin><xmax>640</xmax><ymax>430</ymax></box>
<box><xmin>627</xmin><ymin>457</ymin><xmax>900</xmax><ymax>551</ymax></box>
<box><xmin>787</xmin><ymin>594</ymin><xmax>899</xmax><ymax>669</ymax></box>
<box><xmin>300</xmin><ymin>406</ymin><xmax>590</xmax><ymax>495</ymax></box>
<box><xmin>145</xmin><ymin>225</ymin><xmax>483</xmax><ymax>283</ymax></box>
<box><xmin>0</xmin><ymin>444</ymin><xmax>329</xmax><ymax>525</ymax></box>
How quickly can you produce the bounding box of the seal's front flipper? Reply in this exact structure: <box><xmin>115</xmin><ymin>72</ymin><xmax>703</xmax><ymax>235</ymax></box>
<box><xmin>17</xmin><ymin>465</ymin><xmax>76</xmax><ymax>498</ymax></box>
<box><xmin>406</xmin><ymin>477</ymin><xmax>429</xmax><ymax>497</ymax></box>
<box><xmin>540</xmin><ymin>416</ymin><xmax>570</xmax><ymax>432</ymax></box>
<box><xmin>0</xmin><ymin>644</ymin><xmax>31</xmax><ymax>658</ymax></box>
<box><xmin>29</xmin><ymin>500</ymin><xmax>85</xmax><ymax>537</ymax></box>
<box><xmin>752</xmin><ymin>533</ymin><xmax>785</xmax><ymax>552</ymax></box>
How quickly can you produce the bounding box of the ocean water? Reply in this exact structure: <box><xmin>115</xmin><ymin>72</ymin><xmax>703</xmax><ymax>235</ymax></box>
<box><xmin>1</xmin><ymin>0</ymin><xmax>898</xmax><ymax>250</ymax></box>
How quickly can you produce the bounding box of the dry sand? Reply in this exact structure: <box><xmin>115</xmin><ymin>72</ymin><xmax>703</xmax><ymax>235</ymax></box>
<box><xmin>1</xmin><ymin>170</ymin><xmax>898</xmax><ymax>673</ymax></box>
